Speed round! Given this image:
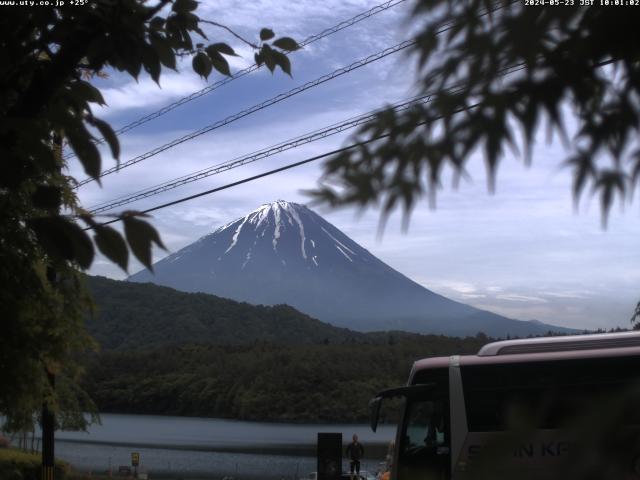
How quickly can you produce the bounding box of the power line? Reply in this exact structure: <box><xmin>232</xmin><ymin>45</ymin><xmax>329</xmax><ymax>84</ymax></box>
<box><xmin>84</xmin><ymin>95</ymin><xmax>475</xmax><ymax>230</ymax></box>
<box><xmin>87</xmin><ymin>61</ymin><xmax>527</xmax><ymax>214</ymax></box>
<box><xmin>82</xmin><ymin>3</ymin><xmax>526</xmax><ymax>229</ymax></box>
<box><xmin>74</xmin><ymin>0</ymin><xmax>518</xmax><ymax>189</ymax></box>
<box><xmin>87</xmin><ymin>60</ymin><xmax>534</xmax><ymax>229</ymax></box>
<box><xmin>75</xmin><ymin>37</ymin><xmax>417</xmax><ymax>188</ymax></box>
<box><xmin>64</xmin><ymin>0</ymin><xmax>409</xmax><ymax>161</ymax></box>
<box><xmin>74</xmin><ymin>0</ymin><xmax>517</xmax><ymax>195</ymax></box>
<box><xmin>75</xmin><ymin>1</ymin><xmax>512</xmax><ymax>188</ymax></box>
<box><xmin>87</xmin><ymin>92</ymin><xmax>438</xmax><ymax>214</ymax></box>
<box><xmin>84</xmin><ymin>140</ymin><xmax>381</xmax><ymax>230</ymax></box>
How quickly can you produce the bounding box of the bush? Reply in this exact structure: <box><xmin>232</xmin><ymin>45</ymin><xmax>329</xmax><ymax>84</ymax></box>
<box><xmin>0</xmin><ymin>449</ymin><xmax>69</xmax><ymax>480</ymax></box>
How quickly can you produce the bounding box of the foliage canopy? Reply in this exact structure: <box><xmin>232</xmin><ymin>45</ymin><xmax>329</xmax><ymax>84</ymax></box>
<box><xmin>0</xmin><ymin>0</ymin><xmax>297</xmax><ymax>429</ymax></box>
<box><xmin>82</xmin><ymin>336</ymin><xmax>487</xmax><ymax>423</ymax></box>
<box><xmin>312</xmin><ymin>1</ymin><xmax>640</xmax><ymax>229</ymax></box>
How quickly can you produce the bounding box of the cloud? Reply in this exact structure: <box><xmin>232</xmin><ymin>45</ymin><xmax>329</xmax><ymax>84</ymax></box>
<box><xmin>76</xmin><ymin>0</ymin><xmax>640</xmax><ymax>333</ymax></box>
<box><xmin>426</xmin><ymin>280</ymin><xmax>478</xmax><ymax>295</ymax></box>
<box><xmin>540</xmin><ymin>290</ymin><xmax>591</xmax><ymax>299</ymax></box>
<box><xmin>495</xmin><ymin>294</ymin><xmax>548</xmax><ymax>304</ymax></box>
<box><xmin>411</xmin><ymin>273</ymin><xmax>638</xmax><ymax>330</ymax></box>
<box><xmin>94</xmin><ymin>71</ymin><xmax>206</xmax><ymax>118</ymax></box>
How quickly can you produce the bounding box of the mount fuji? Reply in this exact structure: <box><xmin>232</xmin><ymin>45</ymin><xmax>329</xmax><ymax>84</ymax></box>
<box><xmin>128</xmin><ymin>200</ymin><xmax>574</xmax><ymax>337</ymax></box>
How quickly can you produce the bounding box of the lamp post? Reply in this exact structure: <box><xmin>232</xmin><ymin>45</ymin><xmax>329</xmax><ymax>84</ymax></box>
<box><xmin>41</xmin><ymin>366</ymin><xmax>55</xmax><ymax>480</ymax></box>
<box><xmin>42</xmin><ymin>132</ymin><xmax>62</xmax><ymax>480</ymax></box>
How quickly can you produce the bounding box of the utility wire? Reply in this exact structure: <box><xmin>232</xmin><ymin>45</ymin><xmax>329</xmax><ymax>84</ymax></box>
<box><xmin>87</xmin><ymin>92</ymin><xmax>439</xmax><ymax>214</ymax></box>
<box><xmin>85</xmin><ymin>97</ymin><xmax>479</xmax><ymax>230</ymax></box>
<box><xmin>82</xmin><ymin>2</ymin><xmax>526</xmax><ymax>229</ymax></box>
<box><xmin>64</xmin><ymin>0</ymin><xmax>409</xmax><ymax>161</ymax></box>
<box><xmin>87</xmin><ymin>56</ymin><xmax>543</xmax><ymax>231</ymax></box>
<box><xmin>84</xmin><ymin>140</ymin><xmax>384</xmax><ymax>230</ymax></box>
<box><xmin>86</xmin><ymin>66</ymin><xmax>532</xmax><ymax>229</ymax></box>
<box><xmin>87</xmin><ymin>61</ymin><xmax>527</xmax><ymax>214</ymax></box>
<box><xmin>75</xmin><ymin>0</ymin><xmax>512</xmax><ymax>188</ymax></box>
<box><xmin>75</xmin><ymin>38</ymin><xmax>416</xmax><ymax>188</ymax></box>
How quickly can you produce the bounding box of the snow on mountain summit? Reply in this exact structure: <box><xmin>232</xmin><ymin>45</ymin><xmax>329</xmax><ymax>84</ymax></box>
<box><xmin>128</xmin><ymin>201</ymin><xmax>574</xmax><ymax>337</ymax></box>
<box><xmin>201</xmin><ymin>200</ymin><xmax>372</xmax><ymax>271</ymax></box>
<box><xmin>223</xmin><ymin>200</ymin><xmax>312</xmax><ymax>262</ymax></box>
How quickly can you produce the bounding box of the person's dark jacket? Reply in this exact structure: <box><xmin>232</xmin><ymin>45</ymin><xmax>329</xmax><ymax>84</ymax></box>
<box><xmin>346</xmin><ymin>441</ymin><xmax>364</xmax><ymax>461</ymax></box>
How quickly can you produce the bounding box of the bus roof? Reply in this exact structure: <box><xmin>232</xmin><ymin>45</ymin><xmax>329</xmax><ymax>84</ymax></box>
<box><xmin>477</xmin><ymin>330</ymin><xmax>640</xmax><ymax>356</ymax></box>
<box><xmin>409</xmin><ymin>331</ymin><xmax>640</xmax><ymax>382</ymax></box>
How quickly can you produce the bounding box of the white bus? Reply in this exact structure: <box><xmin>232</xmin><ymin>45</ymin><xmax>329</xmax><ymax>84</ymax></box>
<box><xmin>369</xmin><ymin>331</ymin><xmax>640</xmax><ymax>480</ymax></box>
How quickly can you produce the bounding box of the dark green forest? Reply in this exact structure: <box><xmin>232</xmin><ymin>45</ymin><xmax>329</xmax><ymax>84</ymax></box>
<box><xmin>82</xmin><ymin>276</ymin><xmax>492</xmax><ymax>421</ymax></box>
<box><xmin>85</xmin><ymin>275</ymin><xmax>364</xmax><ymax>349</ymax></box>
<box><xmin>81</xmin><ymin>337</ymin><xmax>487</xmax><ymax>423</ymax></box>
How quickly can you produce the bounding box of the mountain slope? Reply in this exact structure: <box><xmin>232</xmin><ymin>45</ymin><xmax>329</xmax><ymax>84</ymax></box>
<box><xmin>86</xmin><ymin>275</ymin><xmax>363</xmax><ymax>350</ymax></box>
<box><xmin>128</xmin><ymin>201</ymin><xmax>575</xmax><ymax>337</ymax></box>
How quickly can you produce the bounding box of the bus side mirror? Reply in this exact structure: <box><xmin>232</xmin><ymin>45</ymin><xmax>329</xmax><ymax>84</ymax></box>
<box><xmin>369</xmin><ymin>396</ymin><xmax>383</xmax><ymax>432</ymax></box>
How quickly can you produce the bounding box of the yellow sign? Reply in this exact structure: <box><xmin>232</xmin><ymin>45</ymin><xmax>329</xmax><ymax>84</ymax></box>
<box><xmin>131</xmin><ymin>452</ymin><xmax>140</xmax><ymax>467</ymax></box>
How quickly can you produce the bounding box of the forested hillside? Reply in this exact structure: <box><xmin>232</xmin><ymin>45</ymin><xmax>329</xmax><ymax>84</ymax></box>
<box><xmin>82</xmin><ymin>275</ymin><xmax>501</xmax><ymax>422</ymax></box>
<box><xmin>85</xmin><ymin>275</ymin><xmax>363</xmax><ymax>349</ymax></box>
<box><xmin>81</xmin><ymin>336</ymin><xmax>487</xmax><ymax>423</ymax></box>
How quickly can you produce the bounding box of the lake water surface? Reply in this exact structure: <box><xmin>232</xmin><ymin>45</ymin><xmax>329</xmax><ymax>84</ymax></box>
<box><xmin>52</xmin><ymin>413</ymin><xmax>396</xmax><ymax>478</ymax></box>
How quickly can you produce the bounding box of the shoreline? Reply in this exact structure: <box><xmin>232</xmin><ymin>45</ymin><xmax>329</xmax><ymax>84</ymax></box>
<box><xmin>90</xmin><ymin>410</ymin><xmax>397</xmax><ymax>426</ymax></box>
<box><xmin>53</xmin><ymin>437</ymin><xmax>391</xmax><ymax>459</ymax></box>
<box><xmin>6</xmin><ymin>414</ymin><xmax>394</xmax><ymax>477</ymax></box>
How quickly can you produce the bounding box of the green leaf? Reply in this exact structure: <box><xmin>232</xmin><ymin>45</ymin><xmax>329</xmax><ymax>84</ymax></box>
<box><xmin>172</xmin><ymin>0</ymin><xmax>198</xmax><ymax>13</ymax></box>
<box><xmin>72</xmin><ymin>81</ymin><xmax>106</xmax><ymax>106</ymax></box>
<box><xmin>631</xmin><ymin>149</ymin><xmax>640</xmax><ymax>187</ymax></box>
<box><xmin>208</xmin><ymin>42</ymin><xmax>238</xmax><ymax>56</ymax></box>
<box><xmin>141</xmin><ymin>44</ymin><xmax>162</xmax><ymax>84</ymax></box>
<box><xmin>192</xmin><ymin>51</ymin><xmax>212</xmax><ymax>79</ymax></box>
<box><xmin>210</xmin><ymin>56</ymin><xmax>230</xmax><ymax>76</ymax></box>
<box><xmin>29</xmin><ymin>216</ymin><xmax>94</xmax><ymax>269</ymax></box>
<box><xmin>192</xmin><ymin>24</ymin><xmax>207</xmax><ymax>40</ymax></box>
<box><xmin>567</xmin><ymin>153</ymin><xmax>594</xmax><ymax>206</ymax></box>
<box><xmin>121</xmin><ymin>47</ymin><xmax>143</xmax><ymax>79</ymax></box>
<box><xmin>272</xmin><ymin>50</ymin><xmax>291</xmax><ymax>76</ymax></box>
<box><xmin>261</xmin><ymin>44</ymin><xmax>276</xmax><ymax>73</ymax></box>
<box><xmin>122</xmin><ymin>214</ymin><xmax>166</xmax><ymax>271</ymax></box>
<box><xmin>260</xmin><ymin>28</ymin><xmax>275</xmax><ymax>41</ymax></box>
<box><xmin>254</xmin><ymin>52</ymin><xmax>263</xmax><ymax>66</ymax></box>
<box><xmin>89</xmin><ymin>116</ymin><xmax>120</xmax><ymax>161</ymax></box>
<box><xmin>94</xmin><ymin>225</ymin><xmax>129</xmax><ymax>272</ymax></box>
<box><xmin>205</xmin><ymin>47</ymin><xmax>230</xmax><ymax>76</ymax></box>
<box><xmin>65</xmin><ymin>121</ymin><xmax>101</xmax><ymax>182</ymax></box>
<box><xmin>150</xmin><ymin>32</ymin><xmax>177</xmax><ymax>70</ymax></box>
<box><xmin>272</xmin><ymin>37</ymin><xmax>299</xmax><ymax>51</ymax></box>
<box><xmin>594</xmin><ymin>170</ymin><xmax>626</xmax><ymax>229</ymax></box>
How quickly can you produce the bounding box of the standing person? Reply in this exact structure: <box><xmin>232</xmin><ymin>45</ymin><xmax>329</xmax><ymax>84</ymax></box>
<box><xmin>346</xmin><ymin>434</ymin><xmax>364</xmax><ymax>480</ymax></box>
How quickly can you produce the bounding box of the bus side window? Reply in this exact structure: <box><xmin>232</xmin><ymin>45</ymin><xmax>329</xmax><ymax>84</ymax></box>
<box><xmin>461</xmin><ymin>356</ymin><xmax>640</xmax><ymax>433</ymax></box>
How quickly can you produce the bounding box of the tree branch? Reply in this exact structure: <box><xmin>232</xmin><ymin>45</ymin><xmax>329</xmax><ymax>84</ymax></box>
<box><xmin>200</xmin><ymin>20</ymin><xmax>259</xmax><ymax>49</ymax></box>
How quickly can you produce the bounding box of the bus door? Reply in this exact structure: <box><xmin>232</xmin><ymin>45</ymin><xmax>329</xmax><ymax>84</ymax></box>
<box><xmin>396</xmin><ymin>394</ymin><xmax>450</xmax><ymax>480</ymax></box>
<box><xmin>370</xmin><ymin>370</ymin><xmax>451</xmax><ymax>480</ymax></box>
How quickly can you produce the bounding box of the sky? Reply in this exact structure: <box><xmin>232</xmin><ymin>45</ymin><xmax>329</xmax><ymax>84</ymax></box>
<box><xmin>71</xmin><ymin>0</ymin><xmax>640</xmax><ymax>331</ymax></box>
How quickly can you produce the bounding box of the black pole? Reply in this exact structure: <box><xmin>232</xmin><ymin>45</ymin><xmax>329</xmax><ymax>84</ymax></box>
<box><xmin>42</xmin><ymin>133</ymin><xmax>62</xmax><ymax>480</ymax></box>
<box><xmin>42</xmin><ymin>369</ymin><xmax>55</xmax><ymax>480</ymax></box>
